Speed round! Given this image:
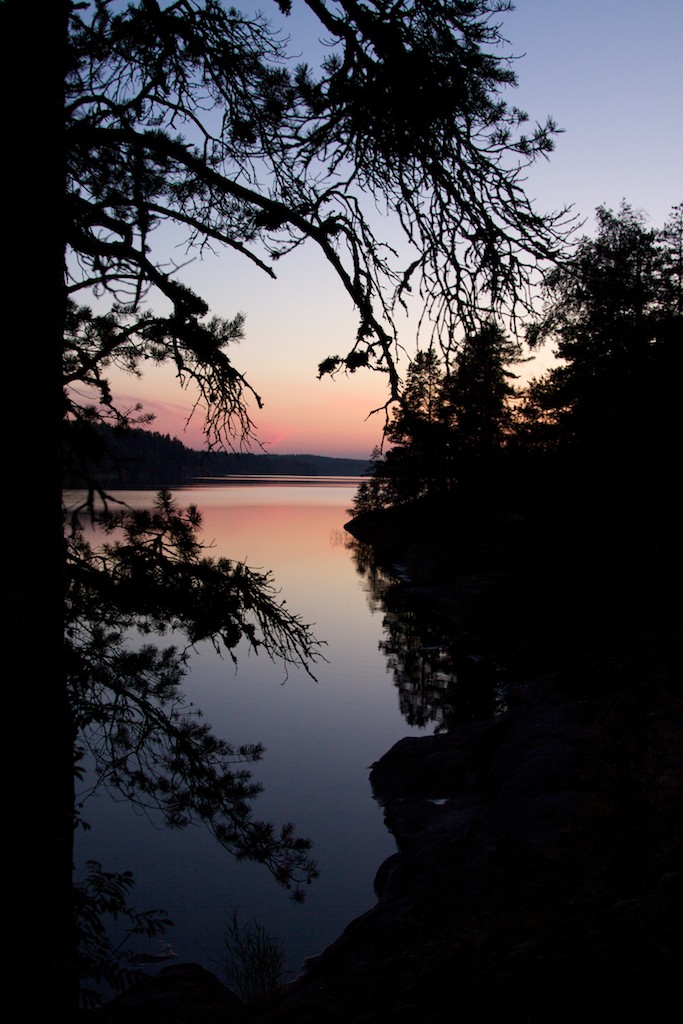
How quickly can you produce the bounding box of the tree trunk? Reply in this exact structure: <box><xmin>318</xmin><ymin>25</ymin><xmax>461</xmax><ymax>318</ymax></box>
<box><xmin>2</xmin><ymin>0</ymin><xmax>75</xmax><ymax>1012</ymax></box>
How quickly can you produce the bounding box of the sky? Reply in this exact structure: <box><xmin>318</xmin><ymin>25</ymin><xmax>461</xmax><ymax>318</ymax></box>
<box><xmin>106</xmin><ymin>0</ymin><xmax>683</xmax><ymax>459</ymax></box>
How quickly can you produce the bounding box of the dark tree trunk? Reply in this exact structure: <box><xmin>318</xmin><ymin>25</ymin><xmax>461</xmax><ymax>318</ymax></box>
<box><xmin>2</xmin><ymin>0</ymin><xmax>75</xmax><ymax>1012</ymax></box>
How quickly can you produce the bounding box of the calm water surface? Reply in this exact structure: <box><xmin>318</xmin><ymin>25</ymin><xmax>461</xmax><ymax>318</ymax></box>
<box><xmin>73</xmin><ymin>479</ymin><xmax>429</xmax><ymax>978</ymax></box>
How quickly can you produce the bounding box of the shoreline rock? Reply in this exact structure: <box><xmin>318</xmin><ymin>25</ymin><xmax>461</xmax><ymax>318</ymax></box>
<box><xmin>252</xmin><ymin>681</ymin><xmax>682</xmax><ymax>1022</ymax></box>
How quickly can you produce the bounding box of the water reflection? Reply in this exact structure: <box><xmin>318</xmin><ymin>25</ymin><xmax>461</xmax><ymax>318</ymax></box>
<box><xmin>71</xmin><ymin>480</ymin><xmax>503</xmax><ymax>982</ymax></box>
<box><xmin>347</xmin><ymin>538</ymin><xmax>503</xmax><ymax>731</ymax></box>
<box><xmin>73</xmin><ymin>481</ymin><xmax>425</xmax><ymax>978</ymax></box>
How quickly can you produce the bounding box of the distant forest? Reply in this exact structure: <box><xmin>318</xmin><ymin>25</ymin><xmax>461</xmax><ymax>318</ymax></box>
<box><xmin>64</xmin><ymin>423</ymin><xmax>372</xmax><ymax>488</ymax></box>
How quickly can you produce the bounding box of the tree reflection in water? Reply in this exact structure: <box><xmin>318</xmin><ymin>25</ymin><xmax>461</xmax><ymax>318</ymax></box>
<box><xmin>346</xmin><ymin>537</ymin><xmax>504</xmax><ymax>732</ymax></box>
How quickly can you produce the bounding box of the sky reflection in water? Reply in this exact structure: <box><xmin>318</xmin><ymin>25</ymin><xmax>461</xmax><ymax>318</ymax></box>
<box><xmin>75</xmin><ymin>479</ymin><xmax>427</xmax><ymax>978</ymax></box>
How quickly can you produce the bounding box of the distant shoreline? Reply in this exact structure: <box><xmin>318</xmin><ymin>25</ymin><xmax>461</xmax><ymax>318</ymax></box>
<box><xmin>64</xmin><ymin>424</ymin><xmax>373</xmax><ymax>488</ymax></box>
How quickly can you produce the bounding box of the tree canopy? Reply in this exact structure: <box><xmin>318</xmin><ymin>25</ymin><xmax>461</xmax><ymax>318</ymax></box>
<box><xmin>351</xmin><ymin>319</ymin><xmax>524</xmax><ymax>509</ymax></box>
<box><xmin>61</xmin><ymin>0</ymin><xmax>571</xmax><ymax>443</ymax></box>
<box><xmin>525</xmin><ymin>201</ymin><xmax>682</xmax><ymax>472</ymax></box>
<box><xmin>350</xmin><ymin>202</ymin><xmax>682</xmax><ymax>523</ymax></box>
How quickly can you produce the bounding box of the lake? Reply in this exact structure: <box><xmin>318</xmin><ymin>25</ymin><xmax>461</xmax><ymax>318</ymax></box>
<box><xmin>72</xmin><ymin>478</ymin><xmax>433</xmax><ymax>981</ymax></box>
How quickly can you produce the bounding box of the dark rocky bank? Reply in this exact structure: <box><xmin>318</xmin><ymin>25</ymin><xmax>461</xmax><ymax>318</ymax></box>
<box><xmin>93</xmin><ymin>491</ymin><xmax>683</xmax><ymax>1023</ymax></box>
